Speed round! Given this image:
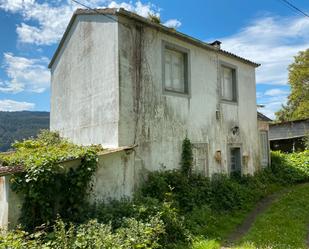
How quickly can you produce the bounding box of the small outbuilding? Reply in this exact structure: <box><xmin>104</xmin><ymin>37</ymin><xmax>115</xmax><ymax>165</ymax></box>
<box><xmin>269</xmin><ymin>118</ymin><xmax>309</xmax><ymax>153</ymax></box>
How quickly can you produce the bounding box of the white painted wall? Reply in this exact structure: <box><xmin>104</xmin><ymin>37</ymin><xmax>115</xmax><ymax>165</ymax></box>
<box><xmin>117</xmin><ymin>17</ymin><xmax>259</xmax><ymax>176</ymax></box>
<box><xmin>0</xmin><ymin>177</ymin><xmax>8</xmax><ymax>228</ymax></box>
<box><xmin>50</xmin><ymin>15</ymin><xmax>120</xmax><ymax>148</ymax></box>
<box><xmin>50</xmin><ymin>13</ymin><xmax>260</xmax><ymax>179</ymax></box>
<box><xmin>91</xmin><ymin>151</ymin><xmax>135</xmax><ymax>201</ymax></box>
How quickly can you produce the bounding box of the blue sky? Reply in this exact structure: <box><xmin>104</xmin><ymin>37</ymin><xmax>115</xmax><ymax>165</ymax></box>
<box><xmin>0</xmin><ymin>0</ymin><xmax>308</xmax><ymax>119</ymax></box>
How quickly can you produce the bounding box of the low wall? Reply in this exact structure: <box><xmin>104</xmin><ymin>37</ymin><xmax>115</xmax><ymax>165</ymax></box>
<box><xmin>0</xmin><ymin>149</ymin><xmax>136</xmax><ymax>229</ymax></box>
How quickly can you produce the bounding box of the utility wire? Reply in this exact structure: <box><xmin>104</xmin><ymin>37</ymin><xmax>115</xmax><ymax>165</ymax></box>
<box><xmin>71</xmin><ymin>0</ymin><xmax>121</xmax><ymax>23</ymax></box>
<box><xmin>278</xmin><ymin>0</ymin><xmax>309</xmax><ymax>18</ymax></box>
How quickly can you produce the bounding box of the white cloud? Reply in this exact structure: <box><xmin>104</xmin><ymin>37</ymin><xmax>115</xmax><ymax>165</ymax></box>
<box><xmin>164</xmin><ymin>19</ymin><xmax>181</xmax><ymax>29</ymax></box>
<box><xmin>257</xmin><ymin>89</ymin><xmax>289</xmax><ymax>119</ymax></box>
<box><xmin>258</xmin><ymin>96</ymin><xmax>288</xmax><ymax>120</ymax></box>
<box><xmin>0</xmin><ymin>99</ymin><xmax>35</xmax><ymax>111</ymax></box>
<box><xmin>264</xmin><ymin>88</ymin><xmax>289</xmax><ymax>96</ymax></box>
<box><xmin>0</xmin><ymin>0</ymin><xmax>165</xmax><ymax>45</ymax></box>
<box><xmin>221</xmin><ymin>15</ymin><xmax>309</xmax><ymax>118</ymax></box>
<box><xmin>220</xmin><ymin>15</ymin><xmax>309</xmax><ymax>86</ymax></box>
<box><xmin>0</xmin><ymin>53</ymin><xmax>50</xmax><ymax>93</ymax></box>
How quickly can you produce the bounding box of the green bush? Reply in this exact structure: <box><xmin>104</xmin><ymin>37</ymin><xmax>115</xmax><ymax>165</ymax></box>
<box><xmin>271</xmin><ymin>150</ymin><xmax>309</xmax><ymax>183</ymax></box>
<box><xmin>0</xmin><ymin>216</ymin><xmax>165</xmax><ymax>249</ymax></box>
<box><xmin>0</xmin><ymin>130</ymin><xmax>100</xmax><ymax>231</ymax></box>
<box><xmin>88</xmin><ymin>197</ymin><xmax>190</xmax><ymax>246</ymax></box>
<box><xmin>1</xmin><ymin>131</ymin><xmax>308</xmax><ymax>249</ymax></box>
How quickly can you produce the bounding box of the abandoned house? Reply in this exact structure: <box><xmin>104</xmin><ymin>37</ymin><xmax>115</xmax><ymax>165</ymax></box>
<box><xmin>269</xmin><ymin>118</ymin><xmax>309</xmax><ymax>152</ymax></box>
<box><xmin>0</xmin><ymin>8</ymin><xmax>269</xmax><ymax>228</ymax></box>
<box><xmin>49</xmin><ymin>7</ymin><xmax>266</xmax><ymax>188</ymax></box>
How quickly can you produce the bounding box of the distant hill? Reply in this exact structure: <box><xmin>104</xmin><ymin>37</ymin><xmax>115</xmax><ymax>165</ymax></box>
<box><xmin>0</xmin><ymin>111</ymin><xmax>50</xmax><ymax>152</ymax></box>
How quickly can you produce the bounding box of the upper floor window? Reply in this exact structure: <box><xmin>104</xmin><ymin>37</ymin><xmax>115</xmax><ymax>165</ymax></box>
<box><xmin>163</xmin><ymin>41</ymin><xmax>189</xmax><ymax>95</ymax></box>
<box><xmin>221</xmin><ymin>64</ymin><xmax>237</xmax><ymax>102</ymax></box>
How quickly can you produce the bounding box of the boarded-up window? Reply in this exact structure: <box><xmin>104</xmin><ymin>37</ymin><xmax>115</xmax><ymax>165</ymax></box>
<box><xmin>192</xmin><ymin>143</ymin><xmax>208</xmax><ymax>176</ymax></box>
<box><xmin>221</xmin><ymin>65</ymin><xmax>237</xmax><ymax>102</ymax></box>
<box><xmin>164</xmin><ymin>46</ymin><xmax>188</xmax><ymax>94</ymax></box>
<box><xmin>260</xmin><ymin>131</ymin><xmax>269</xmax><ymax>167</ymax></box>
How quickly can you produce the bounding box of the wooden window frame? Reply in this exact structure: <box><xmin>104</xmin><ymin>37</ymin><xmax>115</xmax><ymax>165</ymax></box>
<box><xmin>220</xmin><ymin>61</ymin><xmax>238</xmax><ymax>104</ymax></box>
<box><xmin>162</xmin><ymin>40</ymin><xmax>191</xmax><ymax>97</ymax></box>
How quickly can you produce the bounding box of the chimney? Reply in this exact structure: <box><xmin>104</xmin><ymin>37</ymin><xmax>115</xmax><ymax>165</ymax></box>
<box><xmin>210</xmin><ymin>40</ymin><xmax>221</xmax><ymax>49</ymax></box>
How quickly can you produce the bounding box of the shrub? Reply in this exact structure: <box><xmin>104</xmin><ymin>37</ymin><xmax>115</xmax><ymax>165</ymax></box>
<box><xmin>0</xmin><ymin>216</ymin><xmax>165</xmax><ymax>249</ymax></box>
<box><xmin>181</xmin><ymin>137</ymin><xmax>193</xmax><ymax>177</ymax></box>
<box><xmin>271</xmin><ymin>150</ymin><xmax>309</xmax><ymax>183</ymax></box>
<box><xmin>0</xmin><ymin>131</ymin><xmax>100</xmax><ymax>231</ymax></box>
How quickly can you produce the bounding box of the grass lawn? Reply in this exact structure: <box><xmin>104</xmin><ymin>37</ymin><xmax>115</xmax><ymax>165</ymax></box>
<box><xmin>235</xmin><ymin>183</ymin><xmax>309</xmax><ymax>249</ymax></box>
<box><xmin>191</xmin><ymin>184</ymin><xmax>309</xmax><ymax>249</ymax></box>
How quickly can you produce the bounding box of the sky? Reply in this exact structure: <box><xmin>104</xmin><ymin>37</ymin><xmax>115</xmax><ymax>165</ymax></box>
<box><xmin>0</xmin><ymin>0</ymin><xmax>308</xmax><ymax>119</ymax></box>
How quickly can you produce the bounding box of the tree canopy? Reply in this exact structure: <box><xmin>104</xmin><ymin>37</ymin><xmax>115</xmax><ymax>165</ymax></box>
<box><xmin>275</xmin><ymin>49</ymin><xmax>309</xmax><ymax>121</ymax></box>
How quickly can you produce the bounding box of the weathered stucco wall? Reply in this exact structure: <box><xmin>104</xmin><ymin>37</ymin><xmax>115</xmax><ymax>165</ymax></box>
<box><xmin>0</xmin><ymin>177</ymin><xmax>8</xmax><ymax>228</ymax></box>
<box><xmin>50</xmin><ymin>13</ymin><xmax>261</xmax><ymax>180</ymax></box>
<box><xmin>0</xmin><ymin>176</ymin><xmax>23</xmax><ymax>229</ymax></box>
<box><xmin>50</xmin><ymin>15</ymin><xmax>120</xmax><ymax>148</ymax></box>
<box><xmin>117</xmin><ymin>17</ymin><xmax>260</xmax><ymax>176</ymax></box>
<box><xmin>91</xmin><ymin>151</ymin><xmax>135</xmax><ymax>201</ymax></box>
<box><xmin>258</xmin><ymin>120</ymin><xmax>269</xmax><ymax>131</ymax></box>
<box><xmin>0</xmin><ymin>151</ymin><xmax>136</xmax><ymax>229</ymax></box>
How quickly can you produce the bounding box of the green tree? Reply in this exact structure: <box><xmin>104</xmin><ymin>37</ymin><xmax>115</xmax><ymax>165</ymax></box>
<box><xmin>275</xmin><ymin>49</ymin><xmax>309</xmax><ymax>121</ymax></box>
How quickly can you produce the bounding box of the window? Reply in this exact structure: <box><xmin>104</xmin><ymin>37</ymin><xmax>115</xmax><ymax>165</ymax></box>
<box><xmin>221</xmin><ymin>64</ymin><xmax>237</xmax><ymax>102</ymax></box>
<box><xmin>163</xmin><ymin>42</ymin><xmax>189</xmax><ymax>95</ymax></box>
<box><xmin>260</xmin><ymin>131</ymin><xmax>269</xmax><ymax>167</ymax></box>
<box><xmin>230</xmin><ymin>147</ymin><xmax>241</xmax><ymax>174</ymax></box>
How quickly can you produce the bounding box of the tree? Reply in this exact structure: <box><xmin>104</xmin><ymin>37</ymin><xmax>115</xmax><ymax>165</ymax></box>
<box><xmin>275</xmin><ymin>49</ymin><xmax>309</xmax><ymax>121</ymax></box>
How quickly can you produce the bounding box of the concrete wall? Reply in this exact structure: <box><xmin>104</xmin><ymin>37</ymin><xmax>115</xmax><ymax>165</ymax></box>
<box><xmin>0</xmin><ymin>151</ymin><xmax>136</xmax><ymax>229</ymax></box>
<box><xmin>117</xmin><ymin>17</ymin><xmax>260</xmax><ymax>176</ymax></box>
<box><xmin>91</xmin><ymin>150</ymin><xmax>135</xmax><ymax>201</ymax></box>
<box><xmin>0</xmin><ymin>176</ymin><xmax>23</xmax><ymax>229</ymax></box>
<box><xmin>50</xmin><ymin>15</ymin><xmax>120</xmax><ymax>148</ymax></box>
<box><xmin>0</xmin><ymin>177</ymin><xmax>8</xmax><ymax>228</ymax></box>
<box><xmin>50</xmin><ymin>13</ymin><xmax>260</xmax><ymax>177</ymax></box>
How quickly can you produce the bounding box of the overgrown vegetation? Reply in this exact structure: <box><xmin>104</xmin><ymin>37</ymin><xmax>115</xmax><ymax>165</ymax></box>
<box><xmin>0</xmin><ymin>134</ymin><xmax>308</xmax><ymax>248</ymax></box>
<box><xmin>0</xmin><ymin>130</ymin><xmax>100</xmax><ymax>231</ymax></box>
<box><xmin>275</xmin><ymin>48</ymin><xmax>309</xmax><ymax>121</ymax></box>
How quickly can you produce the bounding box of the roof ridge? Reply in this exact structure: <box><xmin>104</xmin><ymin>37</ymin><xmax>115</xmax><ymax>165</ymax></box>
<box><xmin>48</xmin><ymin>8</ymin><xmax>260</xmax><ymax>69</ymax></box>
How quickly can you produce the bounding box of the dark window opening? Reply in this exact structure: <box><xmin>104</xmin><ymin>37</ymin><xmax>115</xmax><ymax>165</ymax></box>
<box><xmin>230</xmin><ymin>147</ymin><xmax>241</xmax><ymax>174</ymax></box>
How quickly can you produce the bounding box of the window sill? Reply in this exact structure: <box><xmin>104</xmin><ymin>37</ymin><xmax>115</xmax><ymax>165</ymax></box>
<box><xmin>220</xmin><ymin>99</ymin><xmax>238</xmax><ymax>105</ymax></box>
<box><xmin>163</xmin><ymin>89</ymin><xmax>191</xmax><ymax>98</ymax></box>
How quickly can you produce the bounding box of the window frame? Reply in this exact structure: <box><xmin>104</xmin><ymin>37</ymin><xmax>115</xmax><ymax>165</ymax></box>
<box><xmin>220</xmin><ymin>61</ymin><xmax>238</xmax><ymax>104</ymax></box>
<box><xmin>227</xmin><ymin>144</ymin><xmax>242</xmax><ymax>175</ymax></box>
<box><xmin>259</xmin><ymin>130</ymin><xmax>270</xmax><ymax>168</ymax></box>
<box><xmin>162</xmin><ymin>40</ymin><xmax>191</xmax><ymax>97</ymax></box>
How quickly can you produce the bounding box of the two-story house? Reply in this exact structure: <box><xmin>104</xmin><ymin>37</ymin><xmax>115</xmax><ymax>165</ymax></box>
<box><xmin>49</xmin><ymin>8</ymin><xmax>262</xmax><ymax>180</ymax></box>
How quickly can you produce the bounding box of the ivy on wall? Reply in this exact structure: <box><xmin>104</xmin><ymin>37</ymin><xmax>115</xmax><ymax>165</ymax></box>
<box><xmin>181</xmin><ymin>137</ymin><xmax>193</xmax><ymax>177</ymax></box>
<box><xmin>0</xmin><ymin>130</ymin><xmax>100</xmax><ymax>231</ymax></box>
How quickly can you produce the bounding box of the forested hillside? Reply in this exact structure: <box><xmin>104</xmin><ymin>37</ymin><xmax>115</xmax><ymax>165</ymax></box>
<box><xmin>0</xmin><ymin>111</ymin><xmax>49</xmax><ymax>152</ymax></box>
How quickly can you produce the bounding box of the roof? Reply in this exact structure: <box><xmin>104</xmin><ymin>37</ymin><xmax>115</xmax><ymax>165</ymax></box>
<box><xmin>269</xmin><ymin>118</ymin><xmax>309</xmax><ymax>126</ymax></box>
<box><xmin>0</xmin><ymin>145</ymin><xmax>136</xmax><ymax>176</ymax></box>
<box><xmin>48</xmin><ymin>8</ymin><xmax>261</xmax><ymax>69</ymax></box>
<box><xmin>257</xmin><ymin>112</ymin><xmax>272</xmax><ymax>122</ymax></box>
<box><xmin>269</xmin><ymin>118</ymin><xmax>309</xmax><ymax>141</ymax></box>
<box><xmin>0</xmin><ymin>165</ymin><xmax>23</xmax><ymax>177</ymax></box>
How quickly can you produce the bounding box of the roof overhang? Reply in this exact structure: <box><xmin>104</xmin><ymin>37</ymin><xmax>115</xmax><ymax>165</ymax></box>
<box><xmin>48</xmin><ymin>8</ymin><xmax>261</xmax><ymax>69</ymax></box>
<box><xmin>0</xmin><ymin>145</ymin><xmax>136</xmax><ymax>176</ymax></box>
